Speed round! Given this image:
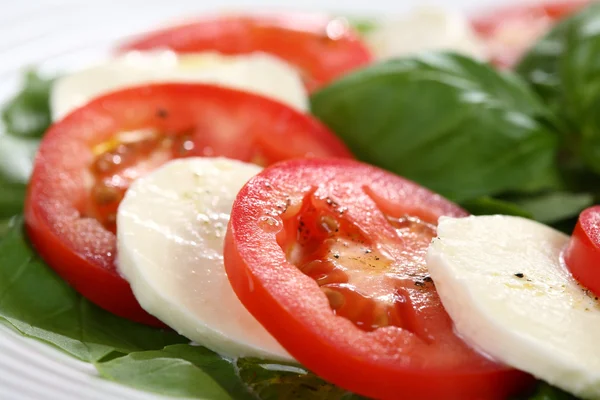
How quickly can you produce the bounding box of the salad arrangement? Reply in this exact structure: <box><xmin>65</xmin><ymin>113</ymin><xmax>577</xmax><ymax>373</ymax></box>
<box><xmin>1</xmin><ymin>1</ymin><xmax>600</xmax><ymax>399</ymax></box>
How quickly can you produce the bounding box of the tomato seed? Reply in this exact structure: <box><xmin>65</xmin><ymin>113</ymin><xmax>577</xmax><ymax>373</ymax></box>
<box><xmin>321</xmin><ymin>287</ymin><xmax>345</xmax><ymax>310</ymax></box>
<box><xmin>250</xmin><ymin>153</ymin><xmax>268</xmax><ymax>167</ymax></box>
<box><xmin>319</xmin><ymin>214</ymin><xmax>339</xmax><ymax>233</ymax></box>
<box><xmin>92</xmin><ymin>184</ymin><xmax>122</xmax><ymax>205</ymax></box>
<box><xmin>315</xmin><ymin>268</ymin><xmax>349</xmax><ymax>286</ymax></box>
<box><xmin>258</xmin><ymin>215</ymin><xmax>281</xmax><ymax>232</ymax></box>
<box><xmin>372</xmin><ymin>305</ymin><xmax>390</xmax><ymax>329</ymax></box>
<box><xmin>300</xmin><ymin>260</ymin><xmax>325</xmax><ymax>274</ymax></box>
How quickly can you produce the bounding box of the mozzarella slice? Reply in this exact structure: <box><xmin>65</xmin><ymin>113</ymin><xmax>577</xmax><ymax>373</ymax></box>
<box><xmin>51</xmin><ymin>50</ymin><xmax>308</xmax><ymax>120</ymax></box>
<box><xmin>427</xmin><ymin>215</ymin><xmax>600</xmax><ymax>399</ymax></box>
<box><xmin>117</xmin><ymin>157</ymin><xmax>293</xmax><ymax>361</ymax></box>
<box><xmin>365</xmin><ymin>7</ymin><xmax>487</xmax><ymax>60</ymax></box>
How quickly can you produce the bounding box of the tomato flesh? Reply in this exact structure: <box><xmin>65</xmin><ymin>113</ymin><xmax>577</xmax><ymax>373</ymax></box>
<box><xmin>25</xmin><ymin>84</ymin><xmax>352</xmax><ymax>325</ymax></box>
<box><xmin>120</xmin><ymin>13</ymin><xmax>373</xmax><ymax>92</ymax></box>
<box><xmin>472</xmin><ymin>1</ymin><xmax>588</xmax><ymax>68</ymax></box>
<box><xmin>224</xmin><ymin>158</ymin><xmax>533</xmax><ymax>400</ymax></box>
<box><xmin>564</xmin><ymin>206</ymin><xmax>600</xmax><ymax>298</ymax></box>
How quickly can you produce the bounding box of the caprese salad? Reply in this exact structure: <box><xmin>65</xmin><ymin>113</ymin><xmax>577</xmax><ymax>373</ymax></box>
<box><xmin>1</xmin><ymin>1</ymin><xmax>600</xmax><ymax>399</ymax></box>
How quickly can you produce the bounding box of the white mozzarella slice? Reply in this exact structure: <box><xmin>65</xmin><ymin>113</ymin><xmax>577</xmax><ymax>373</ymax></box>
<box><xmin>366</xmin><ymin>7</ymin><xmax>487</xmax><ymax>61</ymax></box>
<box><xmin>427</xmin><ymin>215</ymin><xmax>600</xmax><ymax>399</ymax></box>
<box><xmin>51</xmin><ymin>50</ymin><xmax>308</xmax><ymax>120</ymax></box>
<box><xmin>117</xmin><ymin>157</ymin><xmax>293</xmax><ymax>361</ymax></box>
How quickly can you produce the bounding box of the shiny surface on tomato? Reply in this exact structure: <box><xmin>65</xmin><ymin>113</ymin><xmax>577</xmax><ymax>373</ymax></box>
<box><xmin>25</xmin><ymin>84</ymin><xmax>352</xmax><ymax>325</ymax></box>
<box><xmin>472</xmin><ymin>1</ymin><xmax>588</xmax><ymax>68</ymax></box>
<box><xmin>224</xmin><ymin>158</ymin><xmax>533</xmax><ymax>400</ymax></box>
<box><xmin>565</xmin><ymin>206</ymin><xmax>600</xmax><ymax>298</ymax></box>
<box><xmin>120</xmin><ymin>13</ymin><xmax>373</xmax><ymax>92</ymax></box>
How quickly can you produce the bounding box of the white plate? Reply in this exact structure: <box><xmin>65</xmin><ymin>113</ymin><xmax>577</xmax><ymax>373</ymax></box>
<box><xmin>0</xmin><ymin>0</ymin><xmax>533</xmax><ymax>399</ymax></box>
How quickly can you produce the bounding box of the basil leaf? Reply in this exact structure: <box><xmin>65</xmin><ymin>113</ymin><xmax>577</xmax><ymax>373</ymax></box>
<box><xmin>0</xmin><ymin>134</ymin><xmax>39</xmax><ymax>184</ymax></box>
<box><xmin>238</xmin><ymin>358</ymin><xmax>365</xmax><ymax>400</ymax></box>
<box><xmin>0</xmin><ymin>179</ymin><xmax>26</xmax><ymax>219</ymax></box>
<box><xmin>461</xmin><ymin>197</ymin><xmax>533</xmax><ymax>218</ymax></box>
<box><xmin>0</xmin><ymin>219</ymin><xmax>11</xmax><ymax>240</ymax></box>
<box><xmin>510</xmin><ymin>192</ymin><xmax>593</xmax><ymax>225</ymax></box>
<box><xmin>2</xmin><ymin>70</ymin><xmax>53</xmax><ymax>138</ymax></box>
<box><xmin>521</xmin><ymin>382</ymin><xmax>577</xmax><ymax>400</ymax></box>
<box><xmin>346</xmin><ymin>17</ymin><xmax>378</xmax><ymax>36</ymax></box>
<box><xmin>311</xmin><ymin>53</ymin><xmax>558</xmax><ymax>202</ymax></box>
<box><xmin>0</xmin><ymin>217</ymin><xmax>187</xmax><ymax>362</ymax></box>
<box><xmin>96</xmin><ymin>344</ymin><xmax>252</xmax><ymax>400</ymax></box>
<box><xmin>0</xmin><ymin>135</ymin><xmax>39</xmax><ymax>220</ymax></box>
<box><xmin>517</xmin><ymin>3</ymin><xmax>600</xmax><ymax>174</ymax></box>
<box><xmin>97</xmin><ymin>345</ymin><xmax>364</xmax><ymax>400</ymax></box>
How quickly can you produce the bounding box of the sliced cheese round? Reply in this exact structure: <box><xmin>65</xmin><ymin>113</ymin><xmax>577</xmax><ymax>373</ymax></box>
<box><xmin>366</xmin><ymin>7</ymin><xmax>487</xmax><ymax>61</ymax></box>
<box><xmin>51</xmin><ymin>50</ymin><xmax>308</xmax><ymax>120</ymax></box>
<box><xmin>117</xmin><ymin>157</ymin><xmax>293</xmax><ymax>361</ymax></box>
<box><xmin>427</xmin><ymin>215</ymin><xmax>600</xmax><ymax>399</ymax></box>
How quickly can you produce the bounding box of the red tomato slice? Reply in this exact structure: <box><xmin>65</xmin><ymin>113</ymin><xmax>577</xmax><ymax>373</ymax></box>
<box><xmin>25</xmin><ymin>84</ymin><xmax>352</xmax><ymax>326</ymax></box>
<box><xmin>224</xmin><ymin>158</ymin><xmax>533</xmax><ymax>400</ymax></box>
<box><xmin>564</xmin><ymin>206</ymin><xmax>600</xmax><ymax>298</ymax></box>
<box><xmin>119</xmin><ymin>13</ymin><xmax>373</xmax><ymax>92</ymax></box>
<box><xmin>472</xmin><ymin>1</ymin><xmax>589</xmax><ymax>68</ymax></box>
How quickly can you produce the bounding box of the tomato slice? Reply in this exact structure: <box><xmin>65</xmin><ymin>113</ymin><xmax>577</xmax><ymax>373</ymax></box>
<box><xmin>224</xmin><ymin>158</ymin><xmax>533</xmax><ymax>400</ymax></box>
<box><xmin>564</xmin><ymin>206</ymin><xmax>600</xmax><ymax>298</ymax></box>
<box><xmin>472</xmin><ymin>1</ymin><xmax>588</xmax><ymax>68</ymax></box>
<box><xmin>119</xmin><ymin>13</ymin><xmax>373</xmax><ymax>92</ymax></box>
<box><xmin>25</xmin><ymin>84</ymin><xmax>352</xmax><ymax>326</ymax></box>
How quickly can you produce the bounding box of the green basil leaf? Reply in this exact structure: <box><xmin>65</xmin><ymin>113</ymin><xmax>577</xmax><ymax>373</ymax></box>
<box><xmin>510</xmin><ymin>192</ymin><xmax>593</xmax><ymax>224</ymax></box>
<box><xmin>461</xmin><ymin>197</ymin><xmax>533</xmax><ymax>218</ymax></box>
<box><xmin>0</xmin><ymin>134</ymin><xmax>40</xmax><ymax>185</ymax></box>
<box><xmin>0</xmin><ymin>179</ymin><xmax>26</xmax><ymax>219</ymax></box>
<box><xmin>521</xmin><ymin>382</ymin><xmax>577</xmax><ymax>400</ymax></box>
<box><xmin>346</xmin><ymin>17</ymin><xmax>378</xmax><ymax>36</ymax></box>
<box><xmin>96</xmin><ymin>344</ymin><xmax>252</xmax><ymax>400</ymax></box>
<box><xmin>517</xmin><ymin>3</ymin><xmax>600</xmax><ymax>174</ymax></box>
<box><xmin>97</xmin><ymin>345</ymin><xmax>365</xmax><ymax>400</ymax></box>
<box><xmin>0</xmin><ymin>217</ymin><xmax>187</xmax><ymax>362</ymax></box>
<box><xmin>311</xmin><ymin>53</ymin><xmax>558</xmax><ymax>202</ymax></box>
<box><xmin>0</xmin><ymin>131</ymin><xmax>41</xmax><ymax>222</ymax></box>
<box><xmin>238</xmin><ymin>358</ymin><xmax>365</xmax><ymax>400</ymax></box>
<box><xmin>0</xmin><ymin>219</ymin><xmax>11</xmax><ymax>240</ymax></box>
<box><xmin>2</xmin><ymin>70</ymin><xmax>53</xmax><ymax>138</ymax></box>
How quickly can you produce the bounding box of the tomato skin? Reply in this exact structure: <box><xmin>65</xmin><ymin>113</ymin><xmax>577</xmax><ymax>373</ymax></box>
<box><xmin>224</xmin><ymin>158</ymin><xmax>533</xmax><ymax>400</ymax></box>
<box><xmin>472</xmin><ymin>1</ymin><xmax>589</xmax><ymax>68</ymax></box>
<box><xmin>564</xmin><ymin>206</ymin><xmax>600</xmax><ymax>298</ymax></box>
<box><xmin>120</xmin><ymin>13</ymin><xmax>373</xmax><ymax>92</ymax></box>
<box><xmin>25</xmin><ymin>84</ymin><xmax>352</xmax><ymax>326</ymax></box>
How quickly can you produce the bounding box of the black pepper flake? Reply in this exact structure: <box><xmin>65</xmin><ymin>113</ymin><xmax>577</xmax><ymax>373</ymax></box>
<box><xmin>333</xmin><ymin>254</ymin><xmax>340</xmax><ymax>259</ymax></box>
<box><xmin>514</xmin><ymin>273</ymin><xmax>525</xmax><ymax>278</ymax></box>
<box><xmin>374</xmin><ymin>256</ymin><xmax>380</xmax><ymax>261</ymax></box>
<box><xmin>423</xmin><ymin>276</ymin><xmax>433</xmax><ymax>283</ymax></box>
<box><xmin>156</xmin><ymin>108</ymin><xmax>168</xmax><ymax>119</ymax></box>
<box><xmin>364</xmin><ymin>249</ymin><xmax>372</xmax><ymax>254</ymax></box>
<box><xmin>414</xmin><ymin>281</ymin><xmax>425</xmax><ymax>287</ymax></box>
